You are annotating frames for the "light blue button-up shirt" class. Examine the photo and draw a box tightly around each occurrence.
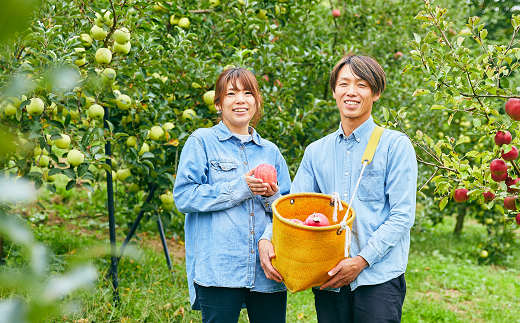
[263,116,417,291]
[173,121,290,309]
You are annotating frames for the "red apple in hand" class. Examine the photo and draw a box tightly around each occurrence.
[483,190,495,202]
[254,164,277,184]
[304,212,330,227]
[332,9,340,18]
[501,146,518,161]
[495,130,512,146]
[453,188,469,202]
[490,159,508,175]
[289,219,304,225]
[505,98,520,121]
[504,196,518,210]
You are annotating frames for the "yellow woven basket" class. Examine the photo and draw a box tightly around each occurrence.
[271,193,355,293]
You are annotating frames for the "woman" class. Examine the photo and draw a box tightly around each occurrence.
[173,67,291,323]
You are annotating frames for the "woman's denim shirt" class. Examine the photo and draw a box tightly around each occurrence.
[262,117,417,291]
[173,121,290,309]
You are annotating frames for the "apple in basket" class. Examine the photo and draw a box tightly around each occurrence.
[304,212,330,227]
[289,218,304,225]
[254,164,277,184]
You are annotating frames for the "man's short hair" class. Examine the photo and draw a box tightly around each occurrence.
[329,54,386,95]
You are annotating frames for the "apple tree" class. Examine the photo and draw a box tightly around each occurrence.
[390,0,520,263]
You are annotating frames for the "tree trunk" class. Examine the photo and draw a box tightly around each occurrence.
[454,207,466,236]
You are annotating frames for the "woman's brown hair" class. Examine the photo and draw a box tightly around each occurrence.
[213,68,264,128]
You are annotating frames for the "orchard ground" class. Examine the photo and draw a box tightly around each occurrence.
[2,175,520,322]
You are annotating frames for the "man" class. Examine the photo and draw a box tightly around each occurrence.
[259,54,417,323]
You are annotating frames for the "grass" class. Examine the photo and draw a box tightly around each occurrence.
[2,180,520,322]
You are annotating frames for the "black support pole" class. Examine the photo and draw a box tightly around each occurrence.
[155,210,174,275]
[118,184,157,259]
[104,106,119,305]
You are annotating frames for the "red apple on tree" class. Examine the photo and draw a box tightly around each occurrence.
[504,196,518,210]
[494,130,512,146]
[516,213,520,225]
[483,190,495,202]
[394,51,403,60]
[501,146,518,161]
[506,177,520,193]
[490,159,508,175]
[453,188,469,202]
[505,98,520,121]
[254,164,277,184]
[304,212,330,227]
[491,172,508,182]
[332,9,340,18]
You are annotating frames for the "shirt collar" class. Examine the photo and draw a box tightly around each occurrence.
[214,121,264,146]
[336,116,376,143]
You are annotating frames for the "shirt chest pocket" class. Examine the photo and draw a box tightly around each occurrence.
[357,169,384,202]
[209,160,239,182]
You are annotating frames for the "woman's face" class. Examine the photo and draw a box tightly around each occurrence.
[216,79,257,135]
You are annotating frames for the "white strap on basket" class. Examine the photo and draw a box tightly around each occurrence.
[338,161,369,257]
[331,192,343,222]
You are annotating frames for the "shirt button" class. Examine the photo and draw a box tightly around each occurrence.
[345,172,349,176]
[347,151,350,154]
[241,147,244,150]
[251,250,254,254]
[244,162,247,165]
[357,139,360,142]
[250,212,253,216]
[251,231,254,234]
[344,193,348,197]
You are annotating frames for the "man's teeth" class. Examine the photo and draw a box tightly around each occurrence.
[344,100,358,105]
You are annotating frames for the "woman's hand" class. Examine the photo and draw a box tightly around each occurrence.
[245,168,279,196]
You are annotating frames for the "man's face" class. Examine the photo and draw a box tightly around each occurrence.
[333,64,380,126]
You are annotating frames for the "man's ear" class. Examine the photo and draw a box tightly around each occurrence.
[373,92,380,102]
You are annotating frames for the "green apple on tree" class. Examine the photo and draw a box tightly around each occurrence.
[34,146,49,157]
[113,41,131,55]
[203,90,215,105]
[170,15,179,25]
[163,203,174,212]
[95,48,112,65]
[2,104,17,117]
[79,33,93,47]
[93,12,104,27]
[54,134,71,149]
[88,104,105,120]
[7,95,27,108]
[149,126,165,141]
[117,168,132,182]
[178,17,190,29]
[113,28,131,44]
[160,192,174,204]
[26,98,45,116]
[182,108,196,120]
[116,94,132,110]
[126,136,137,147]
[37,154,50,168]
[129,183,140,193]
[139,142,150,155]
[43,169,56,182]
[90,25,107,40]
[162,122,175,130]
[257,9,268,20]
[100,68,117,84]
[67,149,85,167]
[209,0,220,7]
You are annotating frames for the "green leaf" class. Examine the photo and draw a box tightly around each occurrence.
[413,89,430,97]
[66,180,76,191]
[83,183,94,194]
[414,33,422,44]
[48,168,62,176]
[459,29,472,36]
[63,168,77,180]
[480,29,488,40]
[430,104,445,110]
[439,196,448,211]
[382,107,389,122]
[77,164,89,177]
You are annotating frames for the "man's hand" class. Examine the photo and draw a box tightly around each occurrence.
[320,256,368,290]
[245,168,279,196]
[258,239,284,282]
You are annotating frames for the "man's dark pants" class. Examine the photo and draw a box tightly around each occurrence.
[312,274,406,323]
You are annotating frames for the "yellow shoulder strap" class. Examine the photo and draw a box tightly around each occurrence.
[361,126,384,164]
